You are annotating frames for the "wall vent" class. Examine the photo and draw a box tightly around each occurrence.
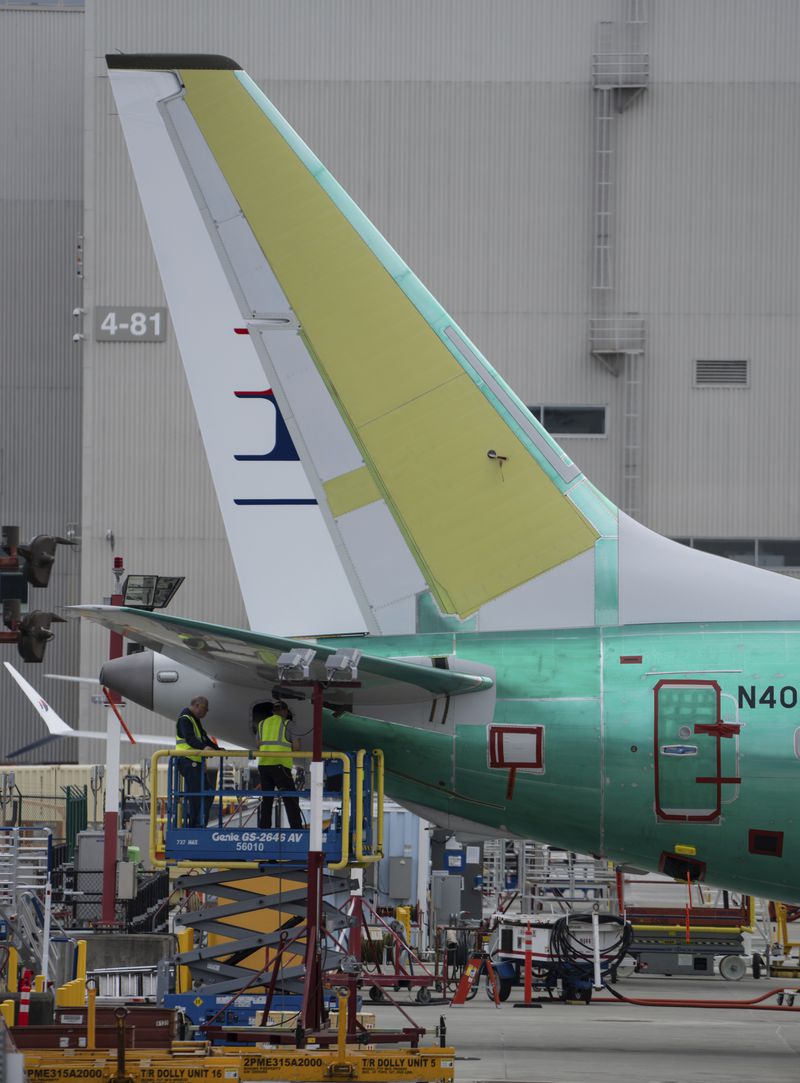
[693,359,749,388]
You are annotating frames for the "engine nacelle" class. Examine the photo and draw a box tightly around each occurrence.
[100,651,268,749]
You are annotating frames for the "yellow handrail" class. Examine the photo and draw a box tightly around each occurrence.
[774,901,797,948]
[86,981,96,1050]
[374,748,385,860]
[326,751,350,872]
[151,747,365,870]
[355,750,365,863]
[75,939,87,982]
[353,749,384,864]
[6,947,18,993]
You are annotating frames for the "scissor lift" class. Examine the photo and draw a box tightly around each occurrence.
[150,745,394,1036]
[150,747,383,871]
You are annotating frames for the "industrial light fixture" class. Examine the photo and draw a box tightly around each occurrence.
[277,647,317,681]
[324,649,362,682]
[122,574,185,610]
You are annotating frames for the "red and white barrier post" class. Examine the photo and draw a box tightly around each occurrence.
[524,921,533,1003]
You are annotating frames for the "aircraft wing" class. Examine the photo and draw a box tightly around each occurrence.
[71,606,493,705]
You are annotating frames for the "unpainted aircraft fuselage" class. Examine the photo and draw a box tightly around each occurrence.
[315,621,799,900]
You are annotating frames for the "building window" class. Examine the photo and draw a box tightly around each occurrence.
[693,359,749,388]
[674,539,800,571]
[528,405,606,436]
[757,540,800,568]
[691,539,756,565]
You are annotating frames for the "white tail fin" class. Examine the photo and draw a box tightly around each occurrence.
[107,55,800,634]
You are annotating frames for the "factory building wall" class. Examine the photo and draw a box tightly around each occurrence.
[0,7,83,761]
[1,1,795,758]
[76,0,800,751]
[617,75,800,538]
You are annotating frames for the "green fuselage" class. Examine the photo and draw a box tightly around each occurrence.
[324,621,800,902]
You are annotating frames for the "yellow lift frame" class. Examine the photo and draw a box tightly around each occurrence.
[148,748,384,872]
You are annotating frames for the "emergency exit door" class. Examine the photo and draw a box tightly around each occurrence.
[654,679,740,822]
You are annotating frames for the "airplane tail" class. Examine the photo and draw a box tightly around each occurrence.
[107,55,800,635]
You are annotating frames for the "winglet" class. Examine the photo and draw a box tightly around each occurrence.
[4,661,74,736]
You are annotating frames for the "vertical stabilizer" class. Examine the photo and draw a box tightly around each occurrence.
[108,55,800,635]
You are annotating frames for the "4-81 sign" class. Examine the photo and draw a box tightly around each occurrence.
[95,306,167,342]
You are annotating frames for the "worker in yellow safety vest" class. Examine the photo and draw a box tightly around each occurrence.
[175,696,219,827]
[254,701,303,829]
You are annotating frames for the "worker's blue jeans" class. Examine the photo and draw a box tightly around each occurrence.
[176,757,214,827]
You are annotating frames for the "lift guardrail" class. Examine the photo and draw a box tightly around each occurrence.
[149,748,383,871]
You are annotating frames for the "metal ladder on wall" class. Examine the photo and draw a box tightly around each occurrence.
[622,351,643,520]
[589,2,649,520]
[590,4,649,296]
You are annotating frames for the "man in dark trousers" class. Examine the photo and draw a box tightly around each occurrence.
[254,701,303,829]
[174,696,218,827]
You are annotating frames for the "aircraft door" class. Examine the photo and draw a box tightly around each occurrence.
[654,680,740,822]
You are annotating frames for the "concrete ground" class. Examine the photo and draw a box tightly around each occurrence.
[370,975,800,1083]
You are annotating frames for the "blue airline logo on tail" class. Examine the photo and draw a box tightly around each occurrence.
[233,389,299,462]
[232,389,317,507]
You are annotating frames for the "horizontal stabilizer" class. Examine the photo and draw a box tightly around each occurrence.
[44,673,100,685]
[71,605,494,705]
[7,734,62,760]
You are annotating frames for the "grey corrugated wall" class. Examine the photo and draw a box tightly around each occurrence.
[2,0,796,759]
[0,9,83,763]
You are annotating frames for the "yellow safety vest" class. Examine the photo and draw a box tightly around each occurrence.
[257,714,292,767]
[175,711,204,762]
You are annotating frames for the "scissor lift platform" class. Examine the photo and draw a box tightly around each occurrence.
[151,748,383,870]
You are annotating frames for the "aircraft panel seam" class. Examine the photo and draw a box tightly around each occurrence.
[233,72,606,524]
[599,628,606,858]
